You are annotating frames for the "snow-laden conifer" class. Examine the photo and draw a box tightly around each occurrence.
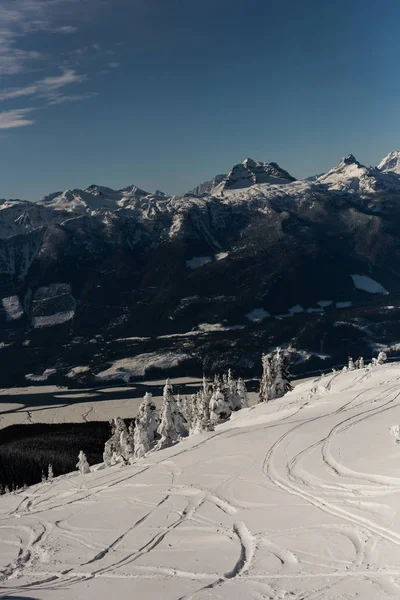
[120,422,135,464]
[259,352,274,403]
[76,450,90,474]
[47,464,54,480]
[237,377,248,408]
[378,351,388,365]
[191,379,214,433]
[157,379,183,449]
[390,424,400,443]
[210,385,232,423]
[134,392,160,459]
[227,369,241,411]
[259,348,292,402]
[348,357,355,371]
[103,416,129,466]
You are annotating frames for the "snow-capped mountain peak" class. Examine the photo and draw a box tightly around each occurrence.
[118,184,149,198]
[338,154,360,167]
[316,154,400,196]
[213,158,295,193]
[378,150,400,174]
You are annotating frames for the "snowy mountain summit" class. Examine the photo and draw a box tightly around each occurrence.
[317,153,400,195]
[1,362,400,598]
[378,150,400,174]
[213,157,296,193]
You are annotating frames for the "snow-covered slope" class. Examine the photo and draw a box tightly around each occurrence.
[2,363,400,598]
[378,151,400,175]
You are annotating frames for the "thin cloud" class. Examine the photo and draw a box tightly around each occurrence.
[47,92,98,105]
[0,108,35,129]
[107,62,120,69]
[52,25,78,34]
[0,69,87,102]
[0,0,80,74]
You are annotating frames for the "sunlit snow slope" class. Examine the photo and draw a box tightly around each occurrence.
[2,364,400,598]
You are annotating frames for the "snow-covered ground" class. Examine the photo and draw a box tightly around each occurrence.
[1,364,400,598]
[0,378,203,430]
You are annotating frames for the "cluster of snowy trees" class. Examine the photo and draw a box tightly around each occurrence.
[97,369,252,469]
[345,351,387,372]
[91,350,293,472]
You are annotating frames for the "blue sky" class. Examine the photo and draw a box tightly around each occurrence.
[0,0,399,200]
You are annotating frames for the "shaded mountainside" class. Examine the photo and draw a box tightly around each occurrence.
[1,154,400,386]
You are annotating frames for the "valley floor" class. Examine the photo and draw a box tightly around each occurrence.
[0,377,264,430]
[1,365,400,598]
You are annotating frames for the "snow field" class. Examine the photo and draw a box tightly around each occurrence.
[1,364,400,597]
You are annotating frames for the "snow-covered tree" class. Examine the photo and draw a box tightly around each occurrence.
[378,351,388,365]
[120,421,135,464]
[175,393,189,436]
[227,369,241,411]
[274,348,293,397]
[390,424,400,443]
[181,394,195,432]
[134,392,160,459]
[259,348,292,403]
[210,385,232,423]
[237,377,248,408]
[191,378,214,433]
[76,450,90,474]
[348,357,355,371]
[359,357,365,369]
[157,379,184,449]
[47,464,54,480]
[103,416,129,466]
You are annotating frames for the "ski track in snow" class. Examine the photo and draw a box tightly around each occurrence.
[2,366,400,598]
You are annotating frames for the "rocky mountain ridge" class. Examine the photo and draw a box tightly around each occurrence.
[1,152,400,387]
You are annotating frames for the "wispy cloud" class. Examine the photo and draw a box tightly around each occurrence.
[0,1,113,132]
[0,108,35,129]
[0,69,87,102]
[52,25,78,34]
[47,92,98,105]
[107,62,120,69]
[0,0,79,75]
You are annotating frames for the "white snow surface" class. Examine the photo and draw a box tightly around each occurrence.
[245,308,270,321]
[351,274,389,295]
[186,256,213,269]
[95,351,190,381]
[31,310,75,328]
[1,295,24,321]
[317,300,333,307]
[288,304,304,314]
[2,364,400,598]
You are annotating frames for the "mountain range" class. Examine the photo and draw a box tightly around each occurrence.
[1,151,400,387]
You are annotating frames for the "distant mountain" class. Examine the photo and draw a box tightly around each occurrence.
[1,152,400,386]
[316,154,400,196]
[187,174,227,196]
[304,173,325,182]
[213,158,295,193]
[378,150,400,174]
